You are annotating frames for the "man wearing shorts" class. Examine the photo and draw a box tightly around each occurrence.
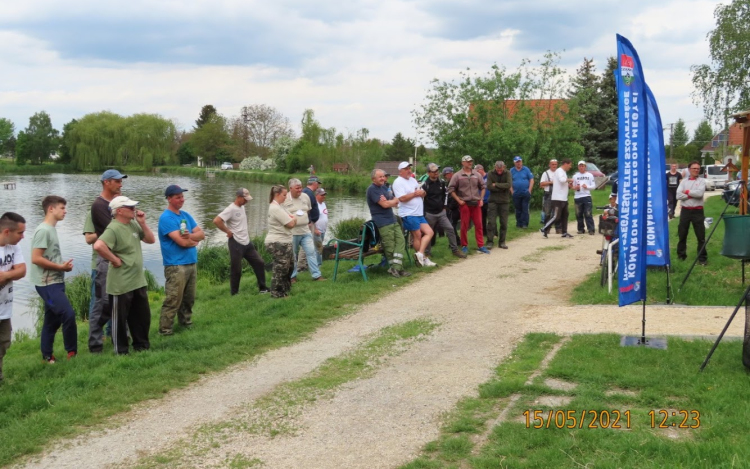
[392,161,436,267]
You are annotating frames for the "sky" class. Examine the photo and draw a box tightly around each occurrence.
[0,0,723,145]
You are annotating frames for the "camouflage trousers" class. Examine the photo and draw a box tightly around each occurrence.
[159,264,196,334]
[266,242,294,298]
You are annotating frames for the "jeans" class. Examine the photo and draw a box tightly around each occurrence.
[292,232,321,279]
[159,264,197,333]
[425,211,458,254]
[89,255,110,353]
[512,192,531,228]
[458,204,484,248]
[677,208,707,262]
[228,237,267,294]
[486,201,509,244]
[574,196,595,233]
[36,283,78,358]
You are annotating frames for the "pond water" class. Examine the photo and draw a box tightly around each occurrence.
[0,173,371,336]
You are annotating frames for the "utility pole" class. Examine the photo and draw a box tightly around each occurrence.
[669,123,674,162]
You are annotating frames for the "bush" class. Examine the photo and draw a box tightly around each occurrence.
[239,156,264,170]
[331,217,366,240]
[197,244,231,283]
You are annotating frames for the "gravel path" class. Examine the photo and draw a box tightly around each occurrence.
[18,212,738,469]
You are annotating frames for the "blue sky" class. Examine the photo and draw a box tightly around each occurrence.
[0,0,722,144]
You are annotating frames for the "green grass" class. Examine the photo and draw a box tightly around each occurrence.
[405,333,750,469]
[0,233,461,467]
[571,195,747,305]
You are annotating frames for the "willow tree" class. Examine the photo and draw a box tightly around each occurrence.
[67,111,177,170]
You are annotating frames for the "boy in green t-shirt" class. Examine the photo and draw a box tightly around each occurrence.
[94,196,156,354]
[30,196,77,363]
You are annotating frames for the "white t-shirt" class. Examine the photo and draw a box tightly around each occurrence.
[392,176,424,217]
[0,244,25,320]
[551,167,570,202]
[315,201,328,234]
[541,170,555,193]
[217,202,250,245]
[572,172,595,199]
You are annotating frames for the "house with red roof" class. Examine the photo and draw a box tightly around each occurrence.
[701,123,744,165]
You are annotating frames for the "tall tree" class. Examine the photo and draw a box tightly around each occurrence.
[691,119,715,149]
[191,113,231,165]
[0,118,14,156]
[384,132,415,161]
[234,104,293,159]
[18,111,59,165]
[195,105,217,130]
[691,0,750,127]
[57,119,78,164]
[672,119,690,147]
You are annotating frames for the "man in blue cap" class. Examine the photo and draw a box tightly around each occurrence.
[158,185,205,335]
[88,168,127,353]
[510,156,534,229]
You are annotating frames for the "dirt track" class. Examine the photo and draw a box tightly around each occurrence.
[18,213,741,469]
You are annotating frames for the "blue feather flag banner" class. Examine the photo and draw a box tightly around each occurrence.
[616,34,648,306]
[645,84,671,267]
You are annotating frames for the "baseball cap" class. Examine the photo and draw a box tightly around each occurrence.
[307,176,319,184]
[165,185,188,197]
[109,196,138,211]
[101,169,127,181]
[513,156,523,162]
[442,167,454,175]
[316,188,327,195]
[398,161,412,170]
[578,160,586,166]
[236,188,253,201]
[461,155,473,162]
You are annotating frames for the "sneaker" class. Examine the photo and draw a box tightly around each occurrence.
[158,329,174,336]
[477,247,490,254]
[387,267,401,278]
[415,252,425,266]
[577,231,585,235]
[540,228,547,239]
[486,241,494,250]
[43,355,56,364]
[67,351,77,360]
[313,276,327,281]
[461,246,469,254]
[259,288,271,294]
[398,270,412,277]
[452,250,467,258]
[562,233,574,238]
[422,257,438,267]
[499,243,508,249]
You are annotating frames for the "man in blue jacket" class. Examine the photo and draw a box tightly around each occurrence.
[510,156,534,228]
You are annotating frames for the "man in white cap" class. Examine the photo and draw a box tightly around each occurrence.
[94,196,156,354]
[88,168,127,353]
[393,161,436,267]
[213,188,269,296]
[572,160,596,235]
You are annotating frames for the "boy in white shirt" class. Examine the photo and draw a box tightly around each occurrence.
[572,161,596,235]
[0,212,27,381]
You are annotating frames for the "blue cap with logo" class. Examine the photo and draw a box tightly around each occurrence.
[101,169,127,181]
[513,156,523,162]
[165,185,188,197]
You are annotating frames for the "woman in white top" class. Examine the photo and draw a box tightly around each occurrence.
[265,185,297,298]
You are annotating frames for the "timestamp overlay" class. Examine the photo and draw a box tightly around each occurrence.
[523,409,701,429]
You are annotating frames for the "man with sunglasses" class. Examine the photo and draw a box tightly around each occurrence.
[94,196,156,354]
[676,161,707,265]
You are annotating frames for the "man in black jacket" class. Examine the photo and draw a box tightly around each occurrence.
[424,163,466,258]
[486,161,512,249]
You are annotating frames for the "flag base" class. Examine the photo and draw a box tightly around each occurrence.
[620,335,667,349]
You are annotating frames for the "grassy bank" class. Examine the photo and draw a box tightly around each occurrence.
[571,195,746,306]
[404,333,750,468]
[2,227,494,466]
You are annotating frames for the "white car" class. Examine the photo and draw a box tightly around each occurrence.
[220,162,233,170]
